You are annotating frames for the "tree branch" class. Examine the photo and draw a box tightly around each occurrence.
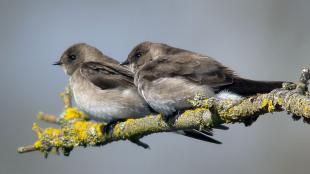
[17,67,310,156]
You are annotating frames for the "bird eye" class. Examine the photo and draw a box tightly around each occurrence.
[134,52,142,58]
[68,54,77,61]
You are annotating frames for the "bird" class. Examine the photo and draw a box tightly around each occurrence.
[53,43,152,123]
[54,43,223,146]
[122,41,286,118]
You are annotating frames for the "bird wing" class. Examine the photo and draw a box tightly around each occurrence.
[80,61,134,89]
[138,53,235,88]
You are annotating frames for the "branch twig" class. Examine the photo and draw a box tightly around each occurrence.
[18,86,73,153]
[17,67,310,155]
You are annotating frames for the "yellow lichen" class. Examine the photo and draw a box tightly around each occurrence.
[32,122,40,131]
[30,114,105,153]
[262,98,268,107]
[73,121,103,142]
[63,107,87,120]
[33,140,42,149]
[94,123,103,137]
[74,122,89,141]
[183,108,206,116]
[262,99,274,112]
[303,105,309,114]
[227,108,235,116]
[218,107,235,123]
[196,108,207,113]
[203,98,209,108]
[277,98,283,105]
[180,108,207,126]
[113,124,122,137]
[32,122,42,139]
[124,118,135,126]
[43,128,61,136]
[41,128,62,147]
[267,100,275,112]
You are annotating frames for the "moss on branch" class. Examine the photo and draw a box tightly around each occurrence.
[17,67,310,156]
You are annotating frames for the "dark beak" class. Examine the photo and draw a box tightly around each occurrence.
[120,59,129,66]
[53,60,63,66]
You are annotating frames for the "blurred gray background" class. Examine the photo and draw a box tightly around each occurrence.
[1,0,309,174]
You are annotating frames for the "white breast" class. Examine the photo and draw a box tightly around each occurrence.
[69,72,149,122]
[70,77,119,122]
[137,76,215,115]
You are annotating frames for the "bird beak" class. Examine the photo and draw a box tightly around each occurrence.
[120,59,129,66]
[53,60,63,66]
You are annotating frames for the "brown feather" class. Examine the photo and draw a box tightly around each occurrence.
[80,62,134,89]
[137,53,235,89]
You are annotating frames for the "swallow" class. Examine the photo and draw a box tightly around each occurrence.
[54,43,222,146]
[122,41,285,119]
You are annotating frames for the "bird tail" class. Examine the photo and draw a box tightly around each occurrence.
[222,77,286,96]
[175,126,228,144]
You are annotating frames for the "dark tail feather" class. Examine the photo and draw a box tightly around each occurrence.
[213,124,229,130]
[177,129,222,144]
[221,77,286,96]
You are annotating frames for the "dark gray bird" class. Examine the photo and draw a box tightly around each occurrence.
[54,43,222,145]
[122,41,285,117]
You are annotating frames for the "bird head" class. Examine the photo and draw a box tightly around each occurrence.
[122,41,186,73]
[54,43,118,75]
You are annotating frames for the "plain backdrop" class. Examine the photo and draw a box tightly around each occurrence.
[1,0,310,174]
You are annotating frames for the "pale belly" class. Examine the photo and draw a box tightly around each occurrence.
[70,76,151,123]
[138,77,215,116]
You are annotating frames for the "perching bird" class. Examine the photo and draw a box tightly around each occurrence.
[54,43,222,146]
[53,43,152,123]
[122,41,285,117]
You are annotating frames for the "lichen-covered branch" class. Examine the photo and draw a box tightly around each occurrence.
[17,67,310,156]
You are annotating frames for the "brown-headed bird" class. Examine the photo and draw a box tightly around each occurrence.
[122,41,285,118]
[53,43,152,123]
[54,43,222,146]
